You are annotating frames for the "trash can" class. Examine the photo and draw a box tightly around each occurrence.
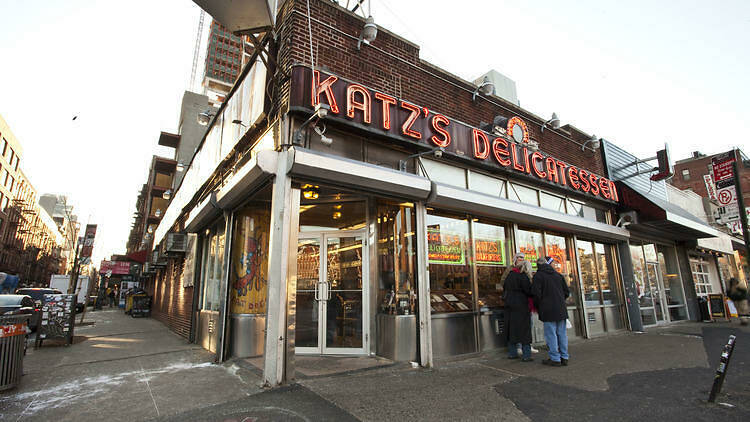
[1,314,31,391]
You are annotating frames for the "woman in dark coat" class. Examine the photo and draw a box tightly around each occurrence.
[503,254,534,361]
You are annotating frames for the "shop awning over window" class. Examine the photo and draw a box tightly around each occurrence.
[616,182,722,241]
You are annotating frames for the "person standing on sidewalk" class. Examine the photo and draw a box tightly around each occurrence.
[532,256,570,367]
[504,253,534,362]
[107,286,115,308]
[727,278,749,326]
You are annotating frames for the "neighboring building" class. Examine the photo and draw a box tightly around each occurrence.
[165,91,214,189]
[0,114,64,284]
[203,20,245,106]
[126,155,177,254]
[141,1,726,388]
[38,194,79,274]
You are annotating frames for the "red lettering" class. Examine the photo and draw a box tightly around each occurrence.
[492,137,511,166]
[522,147,531,174]
[589,173,600,196]
[609,180,619,202]
[579,169,590,192]
[557,161,568,185]
[599,178,611,199]
[546,157,558,183]
[430,114,451,148]
[568,166,580,189]
[311,71,339,114]
[346,84,371,123]
[400,101,422,139]
[531,152,546,179]
[374,92,396,130]
[472,129,490,159]
[511,143,525,172]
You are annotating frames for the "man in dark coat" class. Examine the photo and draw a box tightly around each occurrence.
[532,256,570,367]
[504,253,534,361]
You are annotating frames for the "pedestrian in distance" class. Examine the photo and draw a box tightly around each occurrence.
[107,286,115,308]
[727,277,749,326]
[532,256,570,367]
[504,253,534,362]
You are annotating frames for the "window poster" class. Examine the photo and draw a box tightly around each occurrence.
[230,207,270,314]
[427,227,465,265]
[474,238,506,266]
[519,245,540,268]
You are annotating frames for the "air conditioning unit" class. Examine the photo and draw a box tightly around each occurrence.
[165,233,188,253]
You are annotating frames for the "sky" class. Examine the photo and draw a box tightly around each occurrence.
[0,0,748,265]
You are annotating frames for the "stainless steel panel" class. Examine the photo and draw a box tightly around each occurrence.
[478,311,506,351]
[376,314,418,361]
[603,306,626,331]
[585,307,605,337]
[431,313,477,358]
[199,310,219,353]
[230,314,266,358]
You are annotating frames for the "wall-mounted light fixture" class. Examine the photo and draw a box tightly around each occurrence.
[581,135,601,151]
[232,119,248,128]
[472,76,495,102]
[291,103,331,146]
[541,113,560,133]
[197,110,215,126]
[162,189,172,200]
[398,147,444,172]
[176,162,186,172]
[357,16,378,50]
[154,209,162,218]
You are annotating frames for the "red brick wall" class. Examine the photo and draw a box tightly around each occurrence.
[149,258,193,340]
[276,0,606,175]
[671,150,750,200]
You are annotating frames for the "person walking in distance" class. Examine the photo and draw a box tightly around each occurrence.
[532,256,570,367]
[504,253,534,362]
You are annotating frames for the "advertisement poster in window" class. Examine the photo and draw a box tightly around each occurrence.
[230,210,270,314]
[428,227,465,265]
[474,238,506,266]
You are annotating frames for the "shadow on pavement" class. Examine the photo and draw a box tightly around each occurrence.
[496,325,750,421]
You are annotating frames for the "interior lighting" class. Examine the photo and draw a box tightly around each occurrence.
[356,16,378,50]
[334,204,343,210]
[302,184,320,200]
[472,76,495,102]
[332,211,342,220]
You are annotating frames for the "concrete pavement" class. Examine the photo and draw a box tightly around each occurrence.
[2,308,749,421]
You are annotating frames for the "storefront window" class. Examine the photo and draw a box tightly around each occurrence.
[540,192,566,213]
[230,189,271,315]
[567,200,608,224]
[426,212,473,313]
[596,243,618,305]
[690,258,713,297]
[377,201,418,315]
[201,223,225,312]
[469,171,507,198]
[473,221,510,311]
[658,246,687,320]
[630,244,650,307]
[516,228,544,269]
[509,183,539,206]
[545,233,575,306]
[299,185,366,232]
[643,244,658,262]
[577,241,599,306]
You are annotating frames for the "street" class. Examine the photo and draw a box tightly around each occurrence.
[2,309,749,421]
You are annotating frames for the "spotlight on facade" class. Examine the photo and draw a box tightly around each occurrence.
[398,147,445,172]
[541,113,560,133]
[176,162,185,172]
[357,16,378,50]
[197,110,214,126]
[154,209,162,218]
[162,189,172,200]
[472,76,495,102]
[526,140,540,152]
[581,135,601,151]
[232,119,248,128]
[292,103,331,145]
[302,184,320,200]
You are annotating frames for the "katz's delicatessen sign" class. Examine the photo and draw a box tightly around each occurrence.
[289,66,619,203]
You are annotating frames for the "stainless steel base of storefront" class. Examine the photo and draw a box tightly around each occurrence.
[230,314,265,358]
[376,314,417,361]
[431,312,477,357]
[478,310,506,351]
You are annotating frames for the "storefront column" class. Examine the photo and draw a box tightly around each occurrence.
[676,244,699,321]
[415,202,433,368]
[263,149,298,387]
[216,211,234,362]
[616,241,643,332]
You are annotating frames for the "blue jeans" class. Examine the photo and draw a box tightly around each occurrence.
[543,320,569,362]
[508,343,531,359]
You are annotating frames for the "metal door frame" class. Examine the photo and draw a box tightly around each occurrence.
[295,229,369,355]
[646,262,670,324]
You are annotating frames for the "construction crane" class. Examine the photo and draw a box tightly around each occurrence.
[189,10,205,92]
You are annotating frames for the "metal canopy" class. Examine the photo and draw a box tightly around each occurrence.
[193,0,276,34]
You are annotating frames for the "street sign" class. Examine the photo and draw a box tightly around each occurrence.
[712,152,735,183]
[704,174,717,201]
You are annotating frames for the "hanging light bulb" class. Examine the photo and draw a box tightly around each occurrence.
[301,184,320,200]
[332,211,342,220]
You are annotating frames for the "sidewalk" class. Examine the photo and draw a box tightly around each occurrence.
[0,308,263,421]
[2,313,749,421]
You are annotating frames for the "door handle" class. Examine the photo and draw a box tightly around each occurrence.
[314,281,320,301]
[327,282,332,300]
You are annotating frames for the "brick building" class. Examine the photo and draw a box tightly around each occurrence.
[139,1,723,386]
[671,149,750,205]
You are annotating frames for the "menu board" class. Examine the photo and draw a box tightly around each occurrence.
[475,238,506,266]
[708,294,727,320]
[428,228,465,265]
[36,294,76,347]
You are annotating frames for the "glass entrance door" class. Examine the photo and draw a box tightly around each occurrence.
[296,230,368,355]
[646,263,668,323]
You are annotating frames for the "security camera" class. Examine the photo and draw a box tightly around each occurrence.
[314,103,330,119]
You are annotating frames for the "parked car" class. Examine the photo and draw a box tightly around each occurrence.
[15,287,63,310]
[0,294,39,331]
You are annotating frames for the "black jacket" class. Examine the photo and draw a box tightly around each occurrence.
[532,264,570,322]
[503,270,533,345]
